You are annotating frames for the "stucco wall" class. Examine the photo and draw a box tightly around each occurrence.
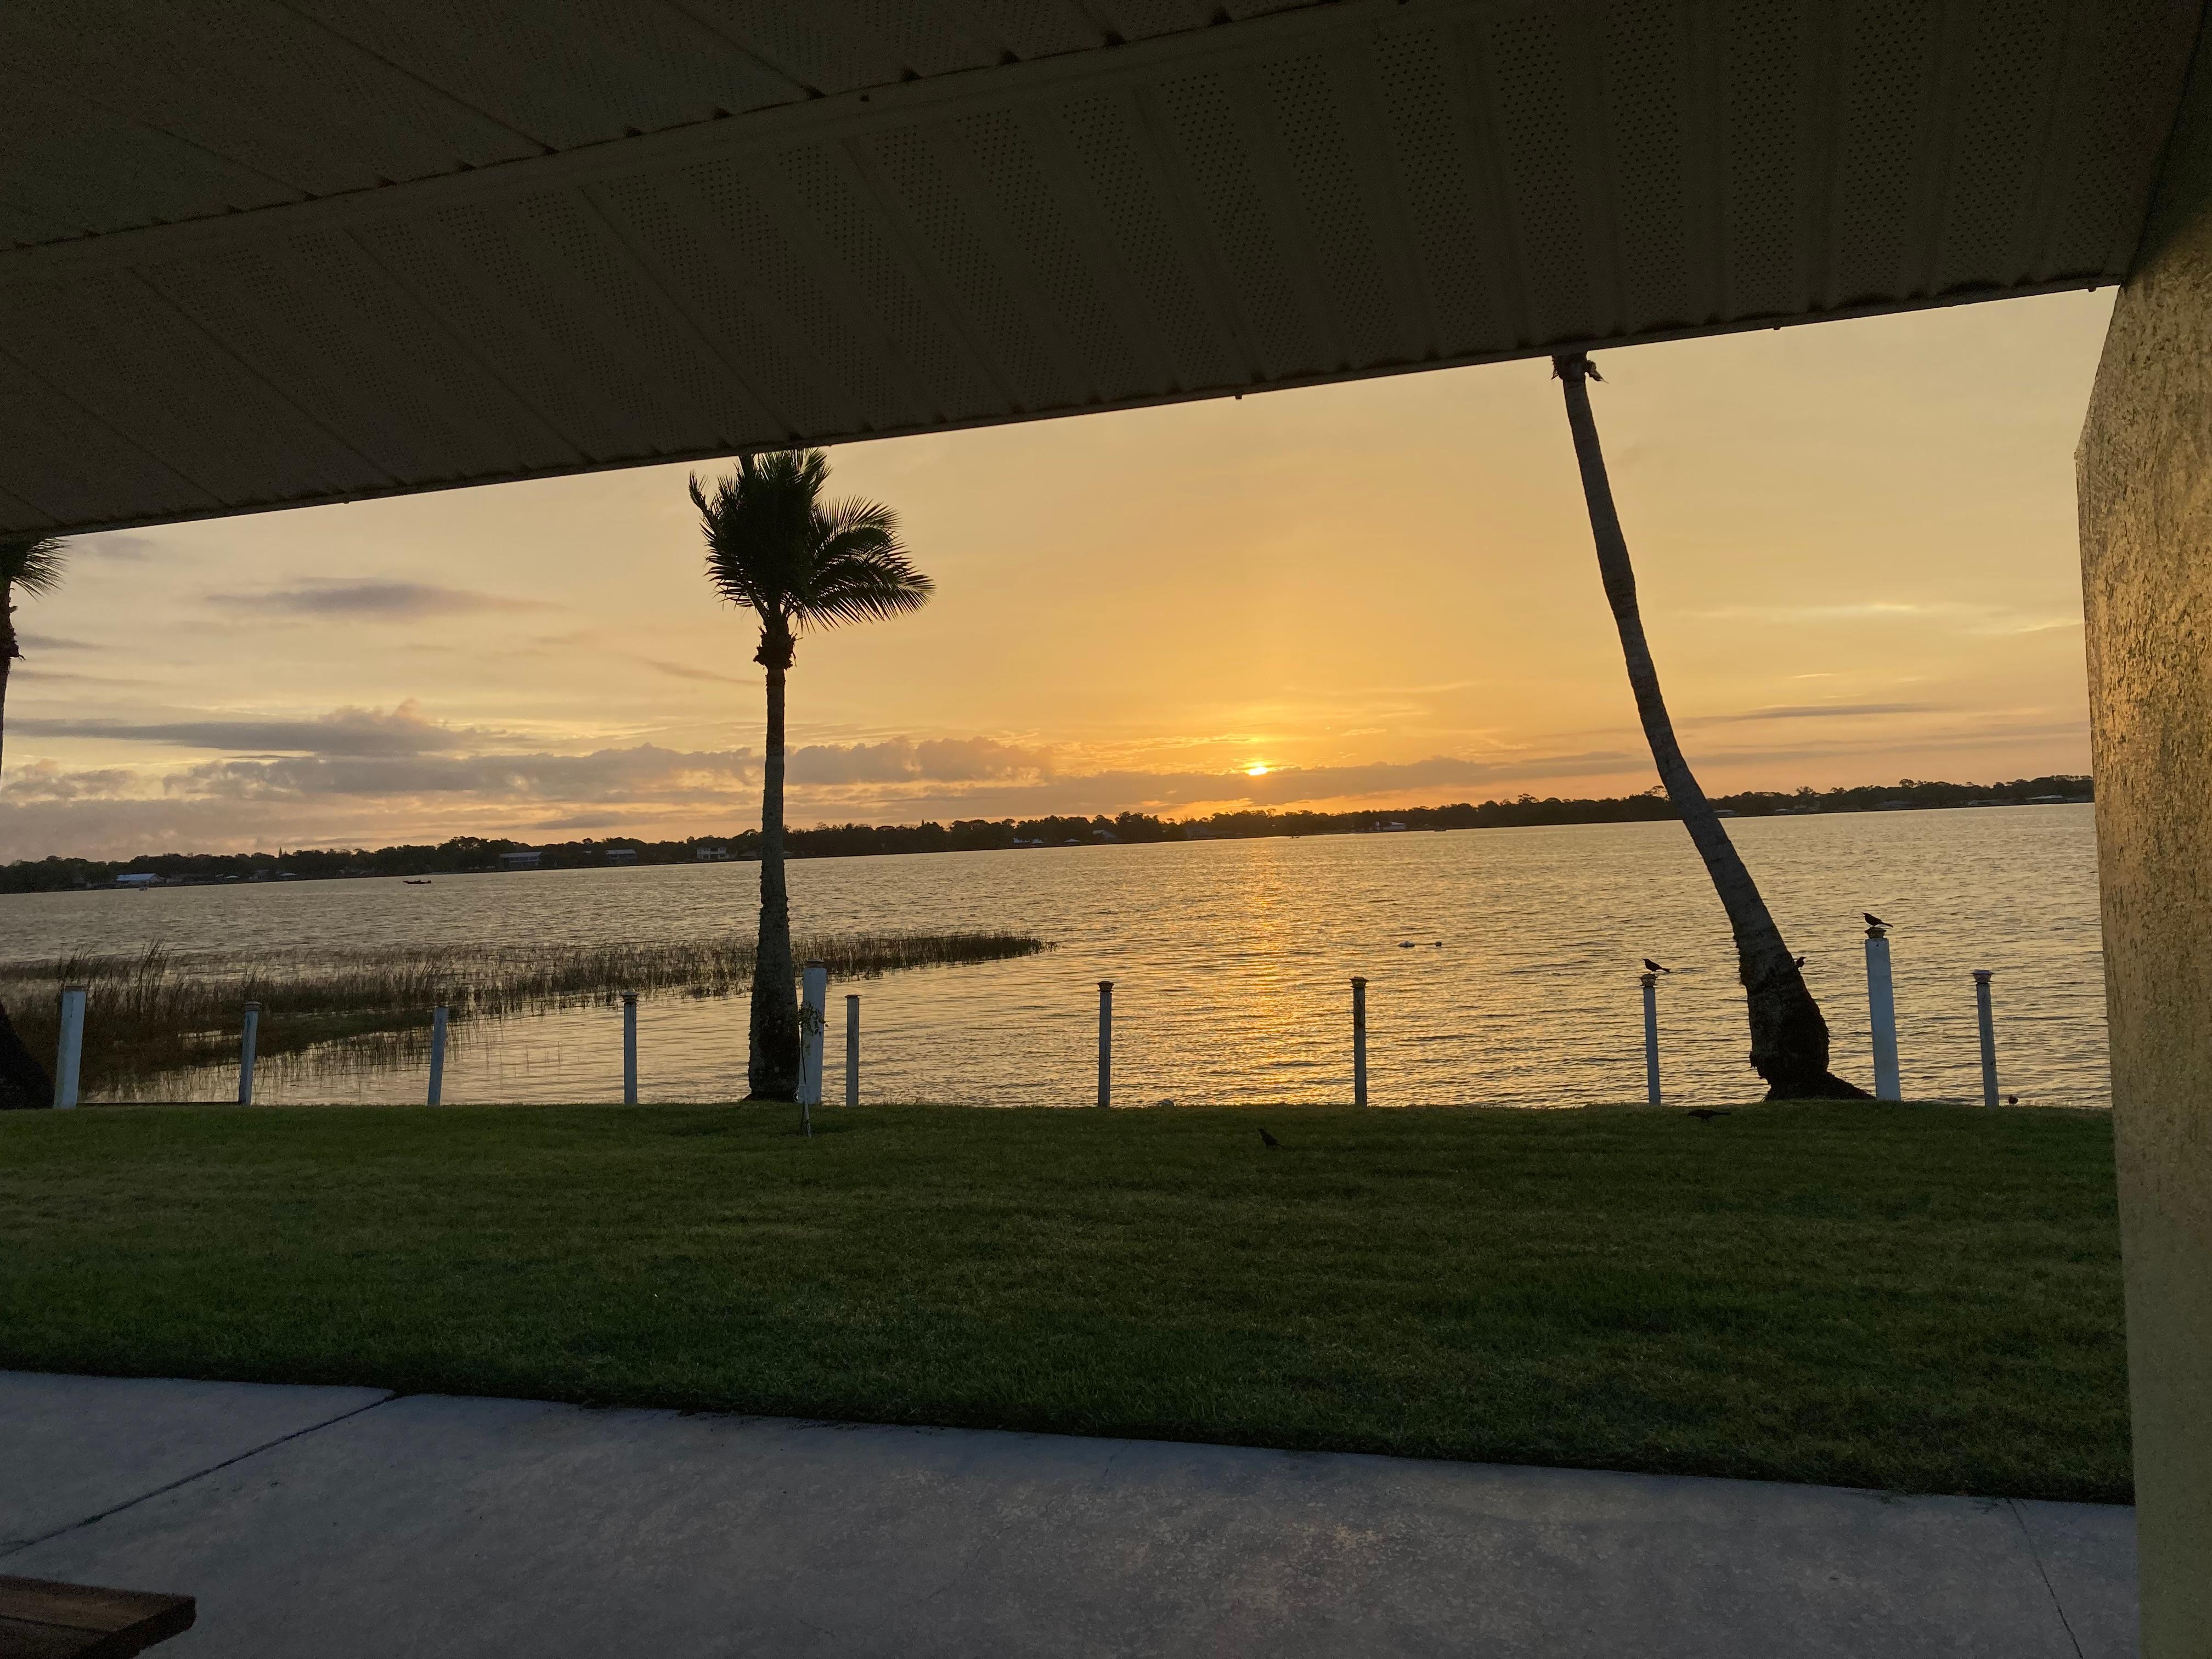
[2078,30,2212,1656]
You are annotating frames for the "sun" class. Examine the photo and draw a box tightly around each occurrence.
[1245,763,1270,777]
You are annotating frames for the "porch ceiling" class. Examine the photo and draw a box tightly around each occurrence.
[0,0,2199,537]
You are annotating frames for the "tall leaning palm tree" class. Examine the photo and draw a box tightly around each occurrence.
[0,535,67,1109]
[1552,355,1863,1100]
[691,451,932,1102]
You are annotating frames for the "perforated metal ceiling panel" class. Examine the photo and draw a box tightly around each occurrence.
[0,0,2199,536]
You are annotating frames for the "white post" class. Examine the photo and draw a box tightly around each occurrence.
[1640,972,1661,1107]
[237,1001,260,1105]
[1973,970,1998,1108]
[1097,980,1114,1108]
[799,961,827,1110]
[1865,924,1901,1101]
[1351,977,1368,1106]
[622,991,637,1105]
[53,983,86,1110]
[845,994,860,1108]
[427,1004,449,1105]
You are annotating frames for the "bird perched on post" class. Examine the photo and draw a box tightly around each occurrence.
[1864,912,1889,930]
[1642,958,1670,974]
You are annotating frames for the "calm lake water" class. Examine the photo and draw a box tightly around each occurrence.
[1,806,2107,1110]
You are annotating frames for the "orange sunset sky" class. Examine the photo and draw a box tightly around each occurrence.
[1,287,2107,861]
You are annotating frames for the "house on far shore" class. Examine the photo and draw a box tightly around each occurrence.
[605,847,638,865]
[114,872,160,888]
[498,848,541,871]
[696,844,731,862]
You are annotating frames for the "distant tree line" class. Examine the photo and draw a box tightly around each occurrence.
[0,775,2092,894]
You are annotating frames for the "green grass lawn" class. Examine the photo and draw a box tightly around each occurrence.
[0,1100,2127,1502]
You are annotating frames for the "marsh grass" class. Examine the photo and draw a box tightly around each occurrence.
[0,932,1047,1092]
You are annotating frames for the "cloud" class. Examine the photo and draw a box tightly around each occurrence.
[13,632,97,652]
[1683,600,2082,637]
[0,760,142,801]
[1688,701,1940,724]
[13,701,493,757]
[166,743,758,803]
[640,657,752,686]
[211,579,554,620]
[74,532,163,563]
[788,737,1049,785]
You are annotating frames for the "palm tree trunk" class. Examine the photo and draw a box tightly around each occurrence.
[0,641,52,1108]
[747,628,802,1101]
[1553,353,1865,1100]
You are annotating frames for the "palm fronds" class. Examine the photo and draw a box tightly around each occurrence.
[0,535,66,599]
[690,450,932,637]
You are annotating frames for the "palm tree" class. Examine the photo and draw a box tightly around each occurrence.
[690,451,932,1102]
[1,534,65,785]
[1551,354,1864,1100]
[1,534,66,1109]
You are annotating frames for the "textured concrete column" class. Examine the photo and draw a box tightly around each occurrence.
[2078,41,2212,1655]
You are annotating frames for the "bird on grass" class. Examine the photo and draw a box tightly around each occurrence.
[1643,958,1669,974]
[1259,1127,1282,1148]
[1864,911,1889,929]
[1685,1109,1731,1122]
[2005,1094,2019,1106]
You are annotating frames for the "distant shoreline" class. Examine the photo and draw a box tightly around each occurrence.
[0,776,2092,894]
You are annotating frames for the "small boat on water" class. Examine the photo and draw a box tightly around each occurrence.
[403,878,432,885]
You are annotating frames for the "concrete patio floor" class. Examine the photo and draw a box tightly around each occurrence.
[0,1370,2134,1657]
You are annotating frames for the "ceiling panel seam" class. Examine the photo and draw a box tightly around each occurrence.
[1906,0,1973,301]
[0,340,228,515]
[1007,99,1187,392]
[462,200,711,461]
[133,242,458,487]
[264,0,560,157]
[1455,13,1540,349]
[1226,57,1357,373]
[616,163,875,438]
[511,187,789,450]
[1558,1,1627,341]
[836,131,1036,414]
[1681,0,1726,326]
[0,484,55,530]
[646,0,824,103]
[1983,0,2075,290]
[738,165,947,427]
[0,58,311,206]
[1264,42,1434,369]
[1125,80,1270,385]
[1340,26,1447,363]
[342,228,598,467]
[1369,12,1516,356]
[2024,0,2107,283]
[1796,0,1842,318]
[302,229,596,479]
[120,268,407,492]
[919,118,1108,403]
[572,180,800,443]
[0,0,1398,284]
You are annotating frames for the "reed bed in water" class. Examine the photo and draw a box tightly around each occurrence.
[0,932,1048,1092]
